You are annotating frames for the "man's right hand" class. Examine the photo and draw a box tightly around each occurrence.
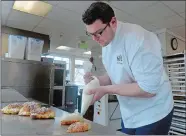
[83,72,94,84]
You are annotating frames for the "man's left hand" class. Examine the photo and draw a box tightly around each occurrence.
[87,86,108,105]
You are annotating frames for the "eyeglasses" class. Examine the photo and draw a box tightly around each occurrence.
[86,23,109,38]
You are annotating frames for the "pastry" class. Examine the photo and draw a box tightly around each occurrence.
[30,107,55,119]
[1,103,23,114]
[18,101,41,116]
[61,113,84,125]
[67,122,91,133]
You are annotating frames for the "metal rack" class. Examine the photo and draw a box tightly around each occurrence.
[163,51,186,135]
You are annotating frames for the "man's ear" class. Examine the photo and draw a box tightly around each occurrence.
[110,17,117,27]
[110,17,117,26]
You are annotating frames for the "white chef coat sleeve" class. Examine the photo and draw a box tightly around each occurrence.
[129,33,163,94]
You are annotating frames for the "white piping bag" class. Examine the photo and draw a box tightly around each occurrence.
[81,76,100,115]
[83,61,93,73]
[81,61,100,115]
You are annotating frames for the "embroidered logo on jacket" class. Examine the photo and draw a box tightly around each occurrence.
[117,55,123,64]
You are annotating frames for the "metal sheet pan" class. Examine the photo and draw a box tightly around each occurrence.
[172,117,186,123]
[173,94,186,97]
[174,103,186,108]
[165,51,186,135]
[174,109,186,113]
[172,90,186,92]
[164,58,184,63]
[166,62,185,66]
[174,100,186,103]
[173,112,186,118]
[172,121,186,129]
[170,126,186,134]
[169,130,185,135]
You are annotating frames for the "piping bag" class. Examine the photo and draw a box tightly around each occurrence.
[81,61,100,116]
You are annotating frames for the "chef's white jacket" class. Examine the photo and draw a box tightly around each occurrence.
[102,20,174,128]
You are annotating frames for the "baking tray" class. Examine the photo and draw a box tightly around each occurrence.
[168,71,185,74]
[172,121,186,129]
[164,58,184,63]
[173,112,186,118]
[172,86,186,90]
[170,80,185,83]
[172,117,186,123]
[166,63,185,66]
[169,75,185,78]
[174,108,186,113]
[174,103,186,108]
[169,130,185,135]
[169,76,185,79]
[172,87,186,90]
[168,67,185,71]
[170,126,186,134]
[174,100,186,103]
[173,94,186,97]
[173,96,186,102]
[169,71,185,75]
[172,89,186,92]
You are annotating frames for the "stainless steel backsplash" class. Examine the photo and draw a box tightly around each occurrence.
[1,58,54,105]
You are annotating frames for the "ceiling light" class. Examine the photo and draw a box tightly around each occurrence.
[13,1,52,17]
[45,55,54,58]
[84,51,91,55]
[56,46,71,50]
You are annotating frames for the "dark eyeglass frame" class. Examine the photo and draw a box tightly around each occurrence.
[86,23,109,38]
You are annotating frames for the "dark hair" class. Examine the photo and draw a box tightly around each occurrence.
[82,2,115,25]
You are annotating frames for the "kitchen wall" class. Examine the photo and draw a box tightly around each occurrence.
[166,32,185,55]
[156,29,185,56]
[49,49,91,59]
[1,26,50,57]
[1,33,8,57]
[0,18,1,108]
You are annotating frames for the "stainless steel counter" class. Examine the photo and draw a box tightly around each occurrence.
[0,102,119,135]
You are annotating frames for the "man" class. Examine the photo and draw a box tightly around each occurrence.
[82,2,174,135]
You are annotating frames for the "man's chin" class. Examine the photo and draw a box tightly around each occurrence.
[99,42,108,47]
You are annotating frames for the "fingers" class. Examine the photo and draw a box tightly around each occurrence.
[85,77,94,84]
[88,90,96,105]
[90,100,94,105]
[91,93,100,105]
[87,89,94,95]
[83,72,94,84]
[90,95,96,105]
[84,72,92,77]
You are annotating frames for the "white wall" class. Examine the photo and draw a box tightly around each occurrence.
[156,29,185,56]
[0,4,2,133]
[0,2,1,109]
[166,32,185,56]
[49,49,91,59]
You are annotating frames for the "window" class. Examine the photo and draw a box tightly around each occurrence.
[74,59,88,86]
[42,55,90,85]
[60,57,70,71]
[54,57,62,61]
[45,55,54,58]
[59,57,70,81]
[45,55,71,81]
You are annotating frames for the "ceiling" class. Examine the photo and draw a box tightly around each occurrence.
[1,1,185,52]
